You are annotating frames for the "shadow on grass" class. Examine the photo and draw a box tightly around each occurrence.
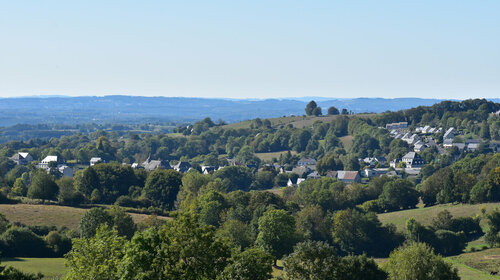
[1,257,26,262]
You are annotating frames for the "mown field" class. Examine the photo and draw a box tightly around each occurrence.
[1,258,66,279]
[446,248,500,280]
[255,150,297,161]
[378,202,500,231]
[0,204,170,230]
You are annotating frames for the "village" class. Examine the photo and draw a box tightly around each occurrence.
[8,120,498,192]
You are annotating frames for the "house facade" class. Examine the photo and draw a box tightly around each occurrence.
[38,155,60,170]
[402,152,425,168]
[10,152,33,165]
[90,157,103,166]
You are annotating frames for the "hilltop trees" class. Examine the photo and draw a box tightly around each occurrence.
[305,101,322,116]
[327,106,340,115]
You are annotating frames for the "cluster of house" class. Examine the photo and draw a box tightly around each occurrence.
[285,157,362,187]
[286,169,362,187]
[131,157,194,173]
[360,157,387,167]
[385,122,408,130]
[440,127,483,152]
[9,153,74,178]
[8,153,202,178]
[283,155,423,187]
[387,120,495,154]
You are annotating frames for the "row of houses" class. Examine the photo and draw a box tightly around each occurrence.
[134,157,193,173]
[362,167,421,179]
[360,157,387,167]
[287,170,361,186]
[415,125,443,134]
[385,122,408,130]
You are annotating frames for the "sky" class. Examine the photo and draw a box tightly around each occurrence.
[0,1,499,99]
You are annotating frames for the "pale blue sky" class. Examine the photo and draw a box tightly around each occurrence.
[0,1,499,99]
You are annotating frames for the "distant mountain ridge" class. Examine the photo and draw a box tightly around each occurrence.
[0,96,497,126]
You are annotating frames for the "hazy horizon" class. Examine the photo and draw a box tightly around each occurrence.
[0,94,463,101]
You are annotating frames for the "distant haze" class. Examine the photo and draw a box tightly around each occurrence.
[0,96,498,127]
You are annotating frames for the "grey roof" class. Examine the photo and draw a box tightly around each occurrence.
[307,171,321,178]
[145,160,171,171]
[443,139,453,145]
[325,171,338,178]
[291,166,310,176]
[337,171,359,181]
[402,152,424,161]
[444,127,456,138]
[452,143,466,150]
[174,161,191,172]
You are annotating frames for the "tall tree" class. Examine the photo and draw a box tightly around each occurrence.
[484,208,500,247]
[282,241,386,280]
[75,167,100,197]
[305,101,318,116]
[65,226,127,280]
[479,120,491,139]
[384,242,459,280]
[27,169,58,201]
[378,179,419,211]
[79,207,113,238]
[143,169,182,209]
[119,214,231,280]
[220,247,274,280]
[256,209,298,264]
[282,241,338,280]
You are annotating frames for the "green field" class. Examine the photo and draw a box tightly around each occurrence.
[378,202,500,231]
[374,249,500,280]
[2,258,67,279]
[446,248,500,280]
[0,204,170,230]
[255,150,297,161]
[221,114,375,130]
[339,135,354,150]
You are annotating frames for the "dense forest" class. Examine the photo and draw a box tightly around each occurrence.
[0,98,499,279]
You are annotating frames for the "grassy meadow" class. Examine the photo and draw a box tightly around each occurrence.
[378,202,500,231]
[255,150,297,161]
[2,258,67,279]
[0,204,170,230]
